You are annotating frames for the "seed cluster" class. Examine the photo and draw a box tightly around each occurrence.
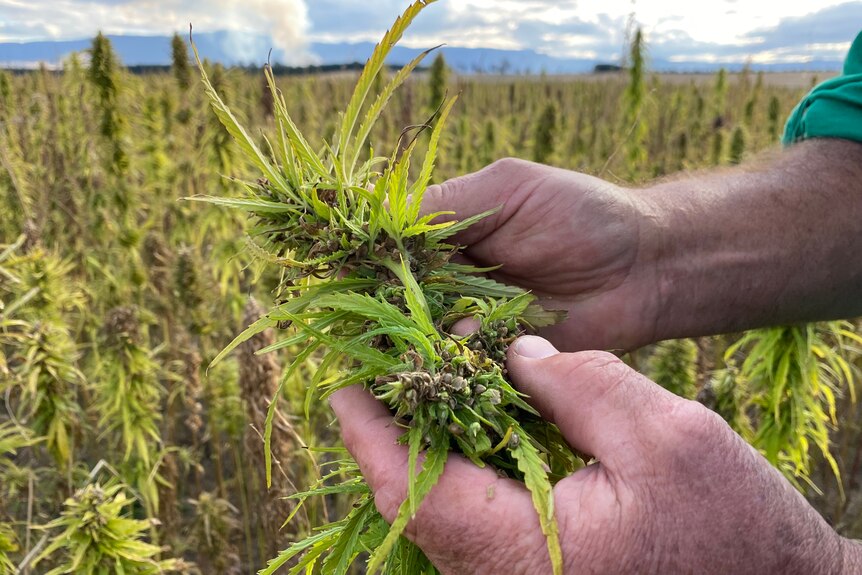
[466,318,523,364]
[369,339,519,458]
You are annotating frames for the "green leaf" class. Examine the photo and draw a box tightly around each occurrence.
[487,292,535,322]
[265,339,322,486]
[190,35,289,193]
[264,64,330,179]
[407,425,423,517]
[426,207,500,243]
[351,45,443,173]
[184,195,301,214]
[259,522,347,575]
[408,94,459,221]
[522,304,568,328]
[323,499,376,575]
[509,430,563,575]
[366,430,449,574]
[317,292,421,335]
[442,273,526,299]
[339,0,439,179]
[209,314,277,369]
[392,257,437,339]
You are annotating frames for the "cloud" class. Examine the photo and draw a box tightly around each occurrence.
[0,0,315,64]
[743,2,862,49]
[644,2,859,65]
[305,2,628,62]
[0,0,856,67]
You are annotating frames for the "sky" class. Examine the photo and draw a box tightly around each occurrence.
[0,0,859,65]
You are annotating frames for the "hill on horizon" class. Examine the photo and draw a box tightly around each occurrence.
[0,32,845,74]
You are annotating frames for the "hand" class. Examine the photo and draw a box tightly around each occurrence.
[331,336,858,574]
[421,158,661,352]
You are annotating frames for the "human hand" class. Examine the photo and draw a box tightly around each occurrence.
[421,158,661,352]
[331,336,858,574]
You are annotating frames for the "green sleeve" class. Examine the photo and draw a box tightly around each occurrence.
[783,31,862,145]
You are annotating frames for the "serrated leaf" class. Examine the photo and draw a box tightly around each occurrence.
[446,273,526,299]
[190,34,289,193]
[394,257,437,339]
[264,64,330,180]
[351,45,442,173]
[339,0,439,178]
[185,195,301,214]
[259,523,346,575]
[508,428,563,575]
[426,207,500,243]
[366,430,449,574]
[521,304,568,328]
[487,292,535,322]
[323,499,376,575]
[209,314,277,369]
[408,94,458,221]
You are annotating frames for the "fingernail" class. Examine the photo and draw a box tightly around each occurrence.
[512,336,559,359]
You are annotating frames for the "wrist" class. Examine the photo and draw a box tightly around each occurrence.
[631,176,778,342]
[622,188,679,346]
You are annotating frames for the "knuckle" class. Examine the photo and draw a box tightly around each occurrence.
[560,350,629,383]
[488,156,521,170]
[469,535,548,575]
[663,398,731,452]
[436,176,465,203]
[369,468,406,523]
[485,156,533,177]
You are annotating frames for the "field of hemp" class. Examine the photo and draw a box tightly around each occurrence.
[1,1,861,573]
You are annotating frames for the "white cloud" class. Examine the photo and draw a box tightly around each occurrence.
[0,0,315,64]
[0,0,858,66]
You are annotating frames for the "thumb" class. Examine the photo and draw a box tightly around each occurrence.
[506,336,679,467]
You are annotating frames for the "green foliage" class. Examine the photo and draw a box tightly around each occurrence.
[702,363,754,442]
[624,27,648,172]
[88,32,127,174]
[710,129,725,165]
[171,33,191,91]
[0,522,18,574]
[729,126,747,165]
[533,102,557,164]
[428,52,448,110]
[33,483,182,575]
[647,338,699,399]
[188,492,241,572]
[91,307,165,514]
[480,119,497,165]
[0,4,855,570]
[768,95,782,141]
[0,70,10,118]
[727,323,856,486]
[0,246,85,468]
[713,68,728,119]
[196,2,574,573]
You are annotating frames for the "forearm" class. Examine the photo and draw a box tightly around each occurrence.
[635,138,862,341]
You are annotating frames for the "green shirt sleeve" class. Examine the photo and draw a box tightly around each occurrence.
[783,31,862,145]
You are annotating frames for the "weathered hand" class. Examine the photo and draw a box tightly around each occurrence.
[421,158,660,352]
[331,336,857,574]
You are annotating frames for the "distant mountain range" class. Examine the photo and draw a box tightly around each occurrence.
[0,32,844,74]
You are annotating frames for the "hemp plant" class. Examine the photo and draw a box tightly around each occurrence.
[32,483,183,575]
[192,2,578,573]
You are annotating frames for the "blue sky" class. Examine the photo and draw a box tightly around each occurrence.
[0,0,859,65]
